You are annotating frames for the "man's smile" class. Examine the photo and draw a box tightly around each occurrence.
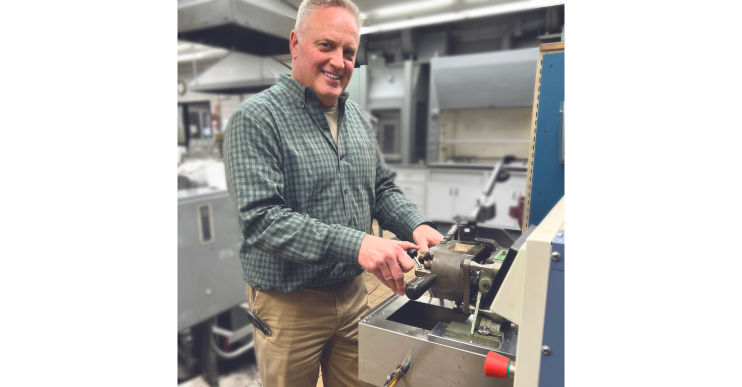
[322,71,341,80]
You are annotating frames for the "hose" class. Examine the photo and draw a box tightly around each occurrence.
[368,278,379,294]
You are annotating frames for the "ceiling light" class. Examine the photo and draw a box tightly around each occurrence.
[368,0,456,18]
[177,48,229,62]
[361,0,565,34]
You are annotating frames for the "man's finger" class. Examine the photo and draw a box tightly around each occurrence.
[393,241,419,250]
[397,251,416,272]
[387,259,406,296]
[413,236,430,253]
[377,262,397,294]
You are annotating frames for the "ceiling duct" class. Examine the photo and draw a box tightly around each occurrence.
[188,51,291,94]
[178,0,296,56]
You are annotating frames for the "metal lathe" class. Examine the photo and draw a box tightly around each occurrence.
[359,198,564,387]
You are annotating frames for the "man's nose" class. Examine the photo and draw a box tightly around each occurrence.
[328,49,345,70]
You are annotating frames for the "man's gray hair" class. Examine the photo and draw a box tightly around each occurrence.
[295,0,362,42]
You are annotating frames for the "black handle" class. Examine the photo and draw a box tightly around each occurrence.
[405,274,437,300]
[245,308,271,337]
[407,248,418,259]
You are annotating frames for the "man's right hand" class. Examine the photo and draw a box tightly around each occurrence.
[358,235,418,296]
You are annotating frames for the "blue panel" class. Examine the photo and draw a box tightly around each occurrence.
[539,231,564,387]
[529,52,564,227]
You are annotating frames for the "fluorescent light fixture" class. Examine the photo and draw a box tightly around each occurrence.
[177,48,229,62]
[178,0,213,9]
[361,0,565,34]
[368,0,455,18]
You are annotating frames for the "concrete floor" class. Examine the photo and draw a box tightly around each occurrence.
[181,223,424,387]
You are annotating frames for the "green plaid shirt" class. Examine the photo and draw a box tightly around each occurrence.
[224,74,432,292]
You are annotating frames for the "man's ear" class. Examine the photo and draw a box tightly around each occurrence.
[289,30,299,59]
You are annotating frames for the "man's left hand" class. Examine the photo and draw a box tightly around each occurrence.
[412,224,444,253]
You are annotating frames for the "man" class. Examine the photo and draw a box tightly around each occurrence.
[224,0,443,385]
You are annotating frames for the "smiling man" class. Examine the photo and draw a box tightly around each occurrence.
[223,0,443,385]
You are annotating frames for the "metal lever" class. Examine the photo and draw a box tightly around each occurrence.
[407,248,424,268]
[405,274,437,300]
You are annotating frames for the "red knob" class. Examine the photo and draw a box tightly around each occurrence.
[484,351,512,379]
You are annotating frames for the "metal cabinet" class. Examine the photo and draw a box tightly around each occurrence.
[425,169,491,222]
[392,167,427,216]
[178,187,246,332]
[425,168,527,228]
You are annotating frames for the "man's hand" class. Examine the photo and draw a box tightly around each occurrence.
[412,224,444,253]
[358,235,418,296]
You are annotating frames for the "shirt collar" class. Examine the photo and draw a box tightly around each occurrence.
[277,73,350,107]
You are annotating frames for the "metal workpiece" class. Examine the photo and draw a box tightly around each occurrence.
[446,321,501,348]
[465,305,503,322]
[477,317,503,336]
[429,322,517,360]
[359,295,514,387]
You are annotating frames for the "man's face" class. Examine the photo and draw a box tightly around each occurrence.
[289,5,358,107]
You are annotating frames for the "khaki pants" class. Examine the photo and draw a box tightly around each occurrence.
[246,276,375,387]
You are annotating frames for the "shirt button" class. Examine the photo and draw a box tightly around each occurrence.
[347,221,352,226]
[344,189,348,194]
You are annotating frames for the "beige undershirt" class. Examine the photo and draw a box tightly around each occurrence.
[321,102,339,145]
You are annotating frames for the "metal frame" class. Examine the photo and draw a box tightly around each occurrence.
[359,295,514,387]
[490,197,564,387]
[537,229,564,387]
[523,44,564,230]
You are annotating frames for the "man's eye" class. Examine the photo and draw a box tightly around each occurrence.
[320,43,330,48]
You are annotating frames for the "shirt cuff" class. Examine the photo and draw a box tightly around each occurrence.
[329,225,367,264]
[398,213,436,242]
